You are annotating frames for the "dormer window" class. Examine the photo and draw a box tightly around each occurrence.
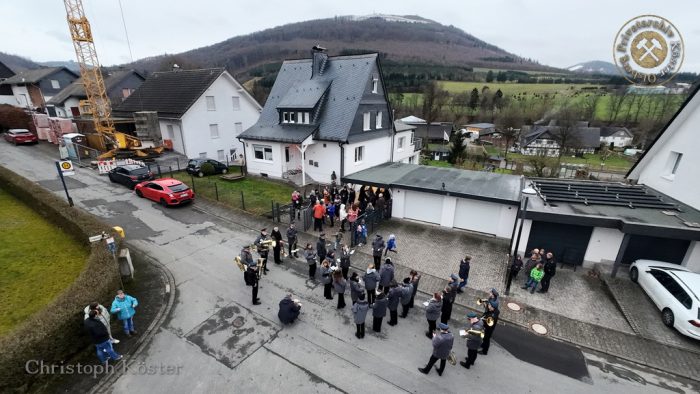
[372,77,378,94]
[282,112,290,123]
[303,112,310,124]
[282,111,311,124]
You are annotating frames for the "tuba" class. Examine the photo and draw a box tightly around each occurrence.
[483,316,495,327]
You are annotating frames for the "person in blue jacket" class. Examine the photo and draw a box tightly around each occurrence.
[110,290,138,337]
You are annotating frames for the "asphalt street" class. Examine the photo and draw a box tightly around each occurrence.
[0,141,696,394]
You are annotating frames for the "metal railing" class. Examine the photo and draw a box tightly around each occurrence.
[414,137,423,152]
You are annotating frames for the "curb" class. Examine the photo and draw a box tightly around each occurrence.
[89,244,177,393]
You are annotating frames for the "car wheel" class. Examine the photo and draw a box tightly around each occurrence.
[629,267,638,283]
[662,308,674,327]
[221,168,228,174]
[197,171,204,178]
[135,189,143,198]
[160,198,168,207]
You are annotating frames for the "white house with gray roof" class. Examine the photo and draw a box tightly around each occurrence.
[238,48,418,184]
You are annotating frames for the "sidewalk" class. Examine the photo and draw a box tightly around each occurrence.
[193,199,700,382]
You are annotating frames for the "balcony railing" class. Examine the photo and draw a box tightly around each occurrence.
[413,137,423,152]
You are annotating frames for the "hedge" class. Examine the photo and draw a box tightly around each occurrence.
[0,165,121,392]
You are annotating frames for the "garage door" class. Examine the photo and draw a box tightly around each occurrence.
[621,235,689,264]
[525,221,593,265]
[454,199,501,236]
[404,191,443,225]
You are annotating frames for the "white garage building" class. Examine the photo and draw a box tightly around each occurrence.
[341,162,522,238]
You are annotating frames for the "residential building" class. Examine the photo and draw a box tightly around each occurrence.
[238,48,403,184]
[0,61,15,105]
[0,67,79,110]
[46,69,145,118]
[519,121,600,156]
[114,68,261,160]
[393,120,421,164]
[600,126,633,148]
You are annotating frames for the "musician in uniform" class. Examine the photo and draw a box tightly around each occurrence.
[286,223,299,258]
[480,300,500,355]
[271,226,284,264]
[316,233,327,264]
[240,245,261,305]
[418,322,454,376]
[254,228,271,274]
[460,312,484,369]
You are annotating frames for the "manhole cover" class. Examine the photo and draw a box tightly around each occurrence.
[507,302,521,311]
[232,316,245,328]
[531,323,547,335]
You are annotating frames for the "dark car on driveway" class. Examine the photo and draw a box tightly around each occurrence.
[108,164,154,189]
[186,158,229,177]
[4,129,38,145]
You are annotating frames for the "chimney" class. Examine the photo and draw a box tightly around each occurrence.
[311,45,328,78]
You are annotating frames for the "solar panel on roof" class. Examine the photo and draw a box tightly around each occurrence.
[531,180,677,210]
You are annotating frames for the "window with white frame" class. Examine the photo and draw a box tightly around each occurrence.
[232,96,240,111]
[354,146,364,163]
[289,112,296,123]
[410,131,415,145]
[398,136,405,150]
[282,112,289,123]
[206,96,216,111]
[304,112,310,124]
[376,111,383,129]
[234,122,243,135]
[663,151,683,179]
[254,145,273,161]
[51,80,60,89]
[209,124,219,139]
[217,149,225,161]
[363,112,371,131]
[371,77,378,93]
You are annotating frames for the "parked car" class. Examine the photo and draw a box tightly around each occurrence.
[186,158,229,177]
[134,178,194,207]
[630,260,700,339]
[108,165,154,189]
[4,129,38,145]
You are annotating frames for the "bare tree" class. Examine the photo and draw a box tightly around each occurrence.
[551,105,584,175]
[607,88,629,123]
[526,153,557,178]
[422,81,450,137]
[579,93,602,122]
[494,105,523,163]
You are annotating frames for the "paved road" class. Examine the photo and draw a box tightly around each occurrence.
[1,141,696,394]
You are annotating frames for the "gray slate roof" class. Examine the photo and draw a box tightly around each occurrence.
[242,124,317,144]
[47,70,144,105]
[521,125,600,149]
[277,79,332,109]
[0,61,14,79]
[600,126,631,137]
[240,53,388,143]
[113,68,224,118]
[341,162,522,204]
[394,120,416,132]
[1,67,77,85]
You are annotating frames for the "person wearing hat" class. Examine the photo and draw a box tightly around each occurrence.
[480,300,500,355]
[240,245,260,305]
[351,293,369,338]
[278,294,302,325]
[386,282,402,326]
[399,277,414,318]
[488,288,500,310]
[440,285,455,325]
[316,233,327,266]
[461,312,484,369]
[371,234,385,269]
[378,258,395,294]
[371,291,388,332]
[271,226,284,264]
[304,243,318,280]
[286,223,299,258]
[254,228,271,274]
[418,322,454,376]
[320,260,333,300]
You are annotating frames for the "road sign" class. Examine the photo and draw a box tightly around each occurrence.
[59,160,75,176]
[89,235,104,243]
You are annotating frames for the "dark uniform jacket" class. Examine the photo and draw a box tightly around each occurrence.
[363,270,380,291]
[278,298,301,324]
[333,278,347,294]
[372,295,388,317]
[387,287,402,311]
[379,263,394,287]
[286,227,298,244]
[316,239,327,260]
[371,236,385,257]
[350,280,363,302]
[352,300,370,324]
[425,299,442,321]
[432,331,455,359]
[466,320,485,350]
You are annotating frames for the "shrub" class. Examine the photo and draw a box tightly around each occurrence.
[200,162,215,175]
[0,166,121,391]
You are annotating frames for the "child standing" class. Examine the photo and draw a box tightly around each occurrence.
[522,263,545,294]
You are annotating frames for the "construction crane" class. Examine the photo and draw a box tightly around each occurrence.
[63,0,160,159]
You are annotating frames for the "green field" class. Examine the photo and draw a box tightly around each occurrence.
[438,81,602,95]
[0,188,88,336]
[171,169,294,215]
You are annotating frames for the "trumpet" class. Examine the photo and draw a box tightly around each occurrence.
[476,298,487,306]
[483,316,495,327]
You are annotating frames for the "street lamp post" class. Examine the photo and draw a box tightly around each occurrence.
[505,186,537,295]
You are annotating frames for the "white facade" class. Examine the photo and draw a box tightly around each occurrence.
[10,85,32,108]
[600,132,633,148]
[583,227,625,263]
[682,241,700,272]
[391,188,517,237]
[393,130,420,164]
[163,72,261,160]
[344,136,392,177]
[628,91,700,210]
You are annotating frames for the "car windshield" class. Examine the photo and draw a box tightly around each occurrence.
[187,160,202,167]
[11,130,31,135]
[169,183,189,192]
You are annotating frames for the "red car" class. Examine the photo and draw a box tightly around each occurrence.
[4,129,38,145]
[134,178,194,206]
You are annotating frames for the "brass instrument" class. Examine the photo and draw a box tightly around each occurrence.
[475,298,495,327]
[467,329,485,339]
[255,258,265,279]
[483,316,495,327]
[476,298,487,306]
[448,351,457,366]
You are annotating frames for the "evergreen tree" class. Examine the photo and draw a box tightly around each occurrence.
[468,88,479,110]
[485,70,494,83]
[496,71,507,82]
[448,129,467,164]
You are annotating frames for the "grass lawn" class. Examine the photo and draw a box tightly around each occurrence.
[0,188,88,336]
[424,159,452,168]
[171,170,294,215]
[503,152,633,171]
[438,81,603,96]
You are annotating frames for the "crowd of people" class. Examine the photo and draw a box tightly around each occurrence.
[82,290,139,366]
[509,248,557,294]
[239,220,501,377]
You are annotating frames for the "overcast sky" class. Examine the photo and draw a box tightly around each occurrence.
[3,0,698,72]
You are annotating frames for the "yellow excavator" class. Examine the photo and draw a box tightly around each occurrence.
[63,0,162,159]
